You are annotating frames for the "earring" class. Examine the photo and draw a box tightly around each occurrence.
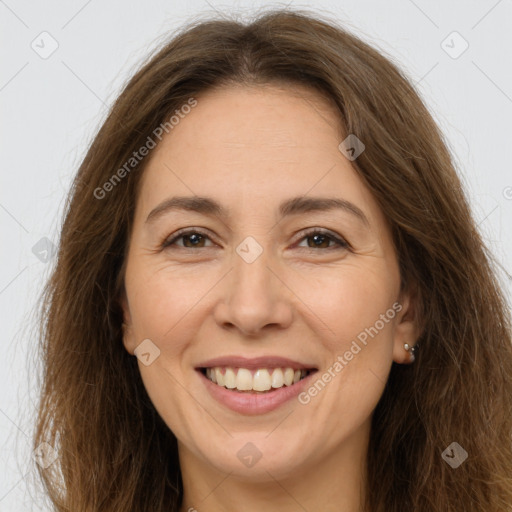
[404,343,417,363]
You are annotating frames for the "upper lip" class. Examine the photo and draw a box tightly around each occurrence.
[195,356,317,371]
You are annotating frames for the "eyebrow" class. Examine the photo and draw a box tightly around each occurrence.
[145,195,370,227]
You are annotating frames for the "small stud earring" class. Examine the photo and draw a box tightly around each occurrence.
[404,343,417,363]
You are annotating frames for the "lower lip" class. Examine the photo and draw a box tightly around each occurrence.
[197,369,317,415]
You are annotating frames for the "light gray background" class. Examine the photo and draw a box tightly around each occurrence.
[1,0,511,509]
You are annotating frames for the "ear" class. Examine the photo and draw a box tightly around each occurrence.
[120,289,137,355]
[392,283,422,365]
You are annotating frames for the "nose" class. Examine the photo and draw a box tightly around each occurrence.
[213,242,293,337]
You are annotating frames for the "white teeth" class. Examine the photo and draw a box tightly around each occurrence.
[206,368,217,383]
[224,368,236,389]
[283,368,295,386]
[236,368,253,391]
[204,366,310,392]
[253,369,271,391]
[271,368,284,388]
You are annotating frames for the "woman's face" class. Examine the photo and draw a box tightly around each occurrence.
[121,84,418,481]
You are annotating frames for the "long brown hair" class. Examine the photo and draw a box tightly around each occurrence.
[32,8,512,511]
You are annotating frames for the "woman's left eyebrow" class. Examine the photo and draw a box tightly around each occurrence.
[145,195,370,228]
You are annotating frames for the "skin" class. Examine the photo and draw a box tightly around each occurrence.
[121,83,420,512]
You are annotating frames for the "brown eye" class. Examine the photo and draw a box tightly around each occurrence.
[162,229,214,249]
[181,233,206,248]
[307,233,331,248]
[296,230,349,250]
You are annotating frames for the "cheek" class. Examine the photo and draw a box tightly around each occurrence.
[296,262,398,349]
[126,263,207,342]
[126,267,208,437]
[296,266,398,441]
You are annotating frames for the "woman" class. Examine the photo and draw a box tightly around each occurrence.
[33,8,512,511]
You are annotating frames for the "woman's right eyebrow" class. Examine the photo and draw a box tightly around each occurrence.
[145,196,226,224]
[145,195,370,228]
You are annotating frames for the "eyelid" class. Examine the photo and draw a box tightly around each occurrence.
[162,226,350,252]
[292,227,350,250]
[161,227,216,248]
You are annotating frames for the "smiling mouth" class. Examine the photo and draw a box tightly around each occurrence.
[199,366,317,393]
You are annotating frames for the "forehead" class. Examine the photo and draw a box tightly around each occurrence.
[135,84,386,231]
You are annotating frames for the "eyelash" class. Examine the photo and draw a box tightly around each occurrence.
[160,228,350,251]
